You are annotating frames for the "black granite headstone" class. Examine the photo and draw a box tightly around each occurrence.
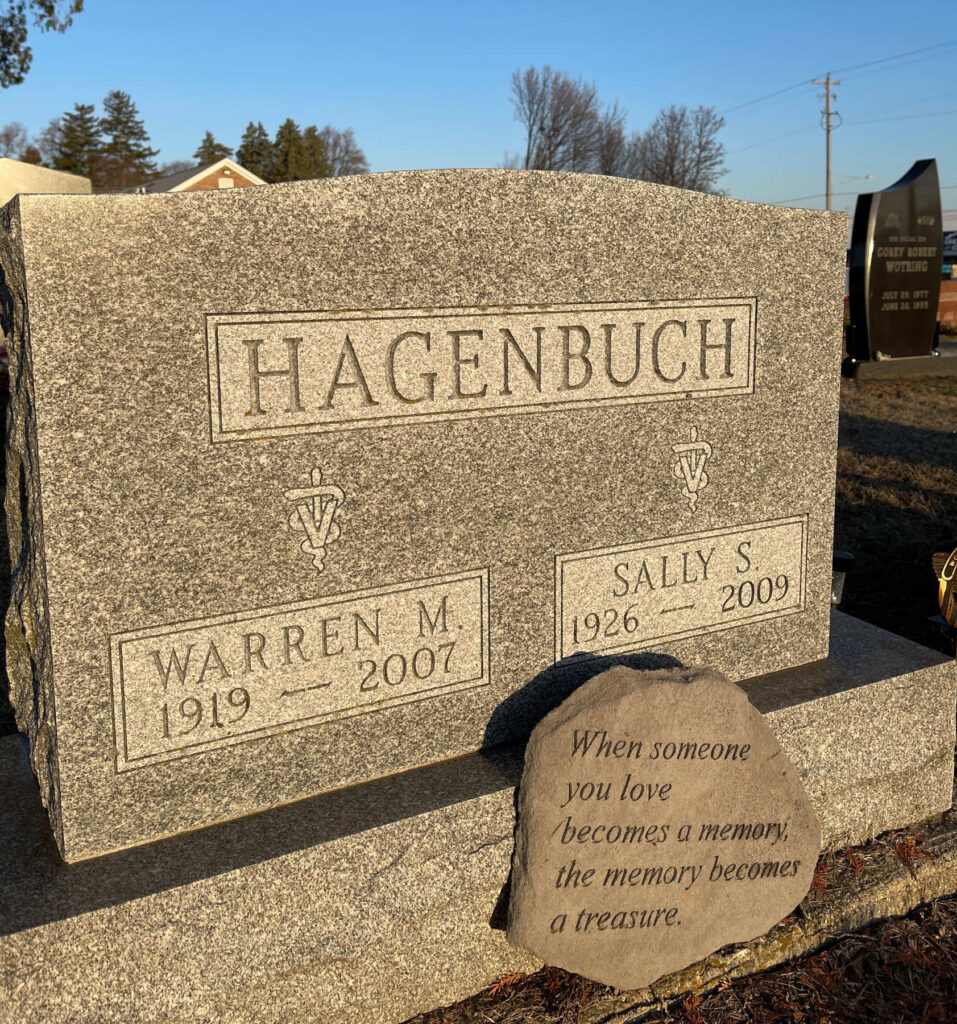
[847,159,942,360]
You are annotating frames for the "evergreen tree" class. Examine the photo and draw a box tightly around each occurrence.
[270,118,310,182]
[193,130,231,165]
[235,121,272,181]
[302,125,331,179]
[35,116,63,166]
[97,90,158,190]
[52,103,101,178]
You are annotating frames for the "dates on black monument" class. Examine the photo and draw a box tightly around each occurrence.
[847,159,942,360]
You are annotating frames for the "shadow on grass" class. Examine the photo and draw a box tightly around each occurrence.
[835,408,955,654]
[839,412,957,473]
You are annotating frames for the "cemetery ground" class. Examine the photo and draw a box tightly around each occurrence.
[410,373,957,1024]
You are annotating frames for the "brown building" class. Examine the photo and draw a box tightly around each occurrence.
[126,156,265,194]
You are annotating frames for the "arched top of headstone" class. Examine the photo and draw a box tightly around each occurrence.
[847,159,942,361]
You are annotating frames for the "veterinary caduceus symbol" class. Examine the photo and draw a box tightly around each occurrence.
[671,426,712,512]
[284,467,345,572]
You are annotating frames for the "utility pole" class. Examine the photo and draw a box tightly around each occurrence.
[812,73,841,211]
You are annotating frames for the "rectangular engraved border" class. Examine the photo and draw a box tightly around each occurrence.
[205,297,757,442]
[109,569,491,773]
[554,516,808,661]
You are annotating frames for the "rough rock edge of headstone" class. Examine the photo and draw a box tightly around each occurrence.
[0,196,61,847]
[508,665,821,989]
[577,806,957,1023]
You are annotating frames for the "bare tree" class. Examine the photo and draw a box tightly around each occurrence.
[634,105,727,193]
[506,69,728,191]
[155,160,193,177]
[510,65,604,171]
[0,120,28,158]
[318,126,369,176]
[594,102,634,176]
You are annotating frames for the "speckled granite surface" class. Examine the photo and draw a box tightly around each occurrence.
[0,171,847,859]
[0,614,952,1024]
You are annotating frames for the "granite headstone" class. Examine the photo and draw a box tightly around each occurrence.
[0,171,846,860]
[847,159,943,360]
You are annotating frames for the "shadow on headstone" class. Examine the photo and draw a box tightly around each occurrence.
[481,649,683,752]
[0,733,527,935]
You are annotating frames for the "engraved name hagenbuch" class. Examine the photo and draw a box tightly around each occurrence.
[207,298,756,441]
[143,294,770,772]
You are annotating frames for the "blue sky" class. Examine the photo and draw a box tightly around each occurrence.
[2,0,954,214]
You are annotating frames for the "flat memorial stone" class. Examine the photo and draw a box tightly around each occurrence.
[507,665,821,990]
[0,170,845,859]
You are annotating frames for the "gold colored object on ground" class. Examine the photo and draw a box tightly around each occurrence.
[933,546,957,627]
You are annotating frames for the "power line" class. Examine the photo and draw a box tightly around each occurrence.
[770,191,860,205]
[846,108,957,126]
[722,43,957,211]
[721,80,811,117]
[770,185,957,205]
[830,39,957,76]
[728,105,957,155]
[851,94,951,120]
[841,47,957,83]
[726,127,816,155]
[723,40,957,121]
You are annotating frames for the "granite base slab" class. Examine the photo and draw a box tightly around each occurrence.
[0,612,953,1024]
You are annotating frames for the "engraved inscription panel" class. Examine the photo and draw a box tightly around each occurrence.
[111,570,489,771]
[556,518,806,660]
[207,298,756,441]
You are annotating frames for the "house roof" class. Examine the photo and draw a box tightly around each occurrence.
[126,157,266,194]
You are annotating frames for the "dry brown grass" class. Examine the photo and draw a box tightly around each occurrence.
[835,376,957,653]
[410,896,957,1024]
[653,900,957,1024]
[410,846,957,1024]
